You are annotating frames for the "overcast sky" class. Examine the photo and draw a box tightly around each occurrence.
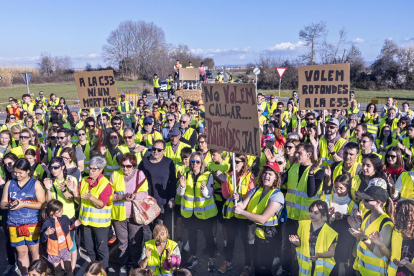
[1,0,413,68]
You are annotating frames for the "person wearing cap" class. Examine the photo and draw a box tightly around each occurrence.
[164,128,192,163]
[34,109,47,133]
[135,117,163,151]
[233,162,284,275]
[118,93,133,128]
[179,114,197,149]
[319,117,347,167]
[280,142,325,275]
[215,72,223,83]
[348,185,394,276]
[153,73,161,99]
[136,106,152,129]
[326,109,347,129]
[167,74,175,99]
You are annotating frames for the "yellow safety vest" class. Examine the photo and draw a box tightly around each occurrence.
[354,211,393,275]
[180,172,217,219]
[398,171,414,200]
[11,145,37,158]
[21,103,35,113]
[35,97,48,106]
[145,239,178,276]
[118,101,131,119]
[246,187,281,239]
[363,112,379,135]
[207,161,231,202]
[332,161,360,185]
[388,230,414,276]
[79,176,113,227]
[32,163,45,180]
[164,141,192,164]
[153,78,160,88]
[135,130,163,147]
[319,137,347,167]
[49,176,77,219]
[267,102,278,116]
[375,138,399,156]
[356,151,382,164]
[103,145,130,178]
[49,98,60,108]
[285,164,322,221]
[402,137,414,157]
[296,220,338,276]
[182,127,197,145]
[111,170,148,221]
[223,172,252,219]
[379,118,399,133]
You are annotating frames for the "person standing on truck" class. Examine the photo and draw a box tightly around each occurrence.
[199,62,206,89]
[174,60,182,90]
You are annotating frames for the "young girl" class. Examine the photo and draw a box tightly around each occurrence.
[325,174,357,276]
[25,149,46,180]
[28,259,52,276]
[290,200,338,276]
[40,200,80,276]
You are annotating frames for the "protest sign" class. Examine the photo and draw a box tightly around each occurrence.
[298,63,350,110]
[74,70,118,109]
[202,83,261,157]
[179,68,199,81]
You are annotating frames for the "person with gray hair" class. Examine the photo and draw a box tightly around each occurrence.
[287,132,300,141]
[179,113,198,148]
[67,155,113,270]
[162,113,179,141]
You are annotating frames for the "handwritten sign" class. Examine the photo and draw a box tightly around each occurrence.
[298,63,350,110]
[74,70,118,109]
[179,68,199,81]
[202,83,261,157]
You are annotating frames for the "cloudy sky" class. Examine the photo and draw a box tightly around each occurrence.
[1,0,413,69]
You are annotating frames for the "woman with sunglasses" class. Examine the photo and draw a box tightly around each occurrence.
[1,114,19,132]
[0,130,12,158]
[0,153,19,275]
[376,125,398,157]
[283,139,299,170]
[83,117,99,144]
[76,128,95,176]
[101,130,129,178]
[10,129,37,158]
[217,154,255,275]
[234,162,284,276]
[44,156,79,272]
[177,151,217,271]
[139,224,180,275]
[42,130,58,164]
[10,125,22,148]
[384,146,404,200]
[35,100,47,114]
[392,116,409,142]
[1,158,45,276]
[111,153,151,272]
[60,147,82,183]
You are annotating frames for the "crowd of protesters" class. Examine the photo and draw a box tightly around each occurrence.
[1,84,414,276]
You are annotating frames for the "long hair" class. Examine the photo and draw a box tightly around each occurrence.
[28,259,52,276]
[384,146,404,169]
[365,103,377,113]
[378,126,393,145]
[229,154,249,177]
[334,174,352,198]
[189,152,206,175]
[394,200,414,240]
[48,157,68,182]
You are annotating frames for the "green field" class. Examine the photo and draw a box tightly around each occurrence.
[0,80,144,107]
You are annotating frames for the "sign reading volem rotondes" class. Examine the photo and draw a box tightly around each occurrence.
[202,83,261,157]
[298,63,350,110]
[74,70,118,109]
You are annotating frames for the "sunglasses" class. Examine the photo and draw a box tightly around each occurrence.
[286,146,294,150]
[81,114,87,117]
[20,136,30,140]
[78,133,86,136]
[112,123,121,125]
[110,109,117,112]
[5,162,13,167]
[121,164,134,169]
[306,118,315,121]
[235,160,244,164]
[191,160,201,164]
[50,165,61,170]
[153,147,164,153]
[326,125,337,130]
[57,109,62,111]
[57,137,65,140]
[276,161,284,165]
[10,117,15,119]
[180,121,187,124]
[88,167,99,172]
[167,119,174,122]
[110,136,118,140]
[144,123,152,126]
[88,125,95,127]
[387,155,397,159]
[51,136,57,140]
[124,135,134,139]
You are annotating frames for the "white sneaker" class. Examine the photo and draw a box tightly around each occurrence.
[3,264,18,275]
[184,241,190,252]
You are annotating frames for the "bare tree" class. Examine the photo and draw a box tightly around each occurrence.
[38,52,54,76]
[319,27,348,64]
[54,55,72,74]
[299,21,327,65]
[203,57,215,69]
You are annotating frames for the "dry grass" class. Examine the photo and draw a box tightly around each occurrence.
[0,65,40,87]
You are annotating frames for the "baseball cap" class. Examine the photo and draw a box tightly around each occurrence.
[258,106,264,111]
[169,128,181,137]
[326,118,339,127]
[264,134,276,141]
[120,93,126,97]
[143,106,152,112]
[143,117,153,125]
[357,186,389,203]
[35,109,43,115]
[263,162,280,173]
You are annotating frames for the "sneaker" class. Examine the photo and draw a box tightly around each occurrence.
[120,265,128,275]
[3,264,18,275]
[218,261,233,273]
[276,266,283,276]
[186,256,198,269]
[240,265,252,276]
[108,236,117,245]
[183,241,190,252]
[208,258,216,272]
